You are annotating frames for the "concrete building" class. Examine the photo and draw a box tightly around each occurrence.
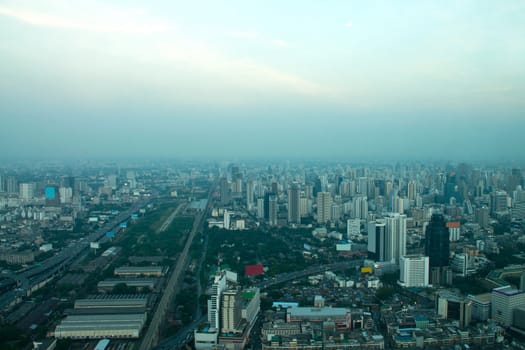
[208,271,227,329]
[368,219,386,262]
[19,182,35,201]
[492,286,525,326]
[467,293,492,321]
[97,279,157,292]
[287,307,351,331]
[398,255,429,288]
[268,195,278,226]
[347,218,360,239]
[385,213,407,264]
[317,192,332,224]
[287,184,300,224]
[437,293,472,328]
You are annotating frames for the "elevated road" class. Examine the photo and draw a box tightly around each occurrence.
[140,193,212,350]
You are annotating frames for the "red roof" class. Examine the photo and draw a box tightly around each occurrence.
[245,264,264,276]
[446,221,460,228]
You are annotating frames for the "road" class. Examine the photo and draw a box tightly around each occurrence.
[0,200,148,312]
[157,203,186,233]
[140,192,212,350]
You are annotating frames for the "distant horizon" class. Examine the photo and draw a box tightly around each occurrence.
[1,1,524,161]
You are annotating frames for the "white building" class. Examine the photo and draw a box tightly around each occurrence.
[208,271,227,329]
[385,213,407,264]
[347,219,360,239]
[19,183,35,201]
[492,286,525,326]
[398,255,429,288]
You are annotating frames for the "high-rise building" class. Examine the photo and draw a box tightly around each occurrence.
[425,213,450,269]
[399,255,429,288]
[246,180,254,210]
[208,272,227,329]
[347,219,360,239]
[368,219,386,262]
[287,184,300,224]
[475,206,489,228]
[353,196,368,220]
[407,180,417,201]
[492,286,525,326]
[357,177,368,195]
[385,213,407,264]
[220,178,231,206]
[221,289,242,334]
[268,195,278,226]
[45,185,60,206]
[6,176,18,194]
[316,192,332,224]
[491,191,508,215]
[256,198,264,219]
[19,182,35,201]
[447,221,461,241]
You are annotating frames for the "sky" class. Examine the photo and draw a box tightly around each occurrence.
[1,0,524,161]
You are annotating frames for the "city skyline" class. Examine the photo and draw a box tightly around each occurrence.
[1,1,524,160]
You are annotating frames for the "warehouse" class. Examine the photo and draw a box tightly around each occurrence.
[114,266,164,277]
[54,313,147,339]
[97,278,157,292]
[74,295,149,309]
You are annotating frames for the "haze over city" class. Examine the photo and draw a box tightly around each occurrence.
[1,0,524,160]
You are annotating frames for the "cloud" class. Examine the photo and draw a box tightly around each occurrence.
[0,4,170,34]
[229,31,259,39]
[345,21,353,28]
[271,39,290,48]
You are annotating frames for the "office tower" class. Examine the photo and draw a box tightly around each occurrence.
[368,219,386,262]
[475,206,489,228]
[444,172,458,203]
[256,198,264,219]
[508,168,523,192]
[19,183,35,201]
[316,192,332,224]
[399,255,429,287]
[59,187,73,204]
[208,272,227,329]
[347,219,360,239]
[357,177,368,195]
[268,195,278,226]
[425,213,450,269]
[353,196,368,220]
[220,177,231,206]
[6,176,18,194]
[232,177,243,198]
[299,197,308,217]
[407,180,417,201]
[287,184,300,224]
[492,286,525,326]
[246,180,254,210]
[45,185,60,206]
[221,289,242,333]
[263,192,275,220]
[491,191,508,214]
[392,195,404,214]
[467,293,492,321]
[271,182,278,195]
[385,213,407,264]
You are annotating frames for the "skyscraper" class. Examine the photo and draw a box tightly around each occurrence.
[221,289,242,334]
[368,219,386,262]
[288,183,301,224]
[268,195,278,226]
[246,180,254,210]
[316,192,332,224]
[385,213,407,264]
[425,213,450,269]
[399,255,429,288]
[208,271,227,329]
[220,177,231,206]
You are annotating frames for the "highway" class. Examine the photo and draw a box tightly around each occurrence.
[139,191,212,350]
[0,200,148,312]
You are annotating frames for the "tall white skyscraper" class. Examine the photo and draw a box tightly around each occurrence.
[208,272,227,329]
[385,213,407,264]
[317,192,332,224]
[399,255,429,287]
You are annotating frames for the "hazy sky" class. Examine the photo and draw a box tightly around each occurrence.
[1,1,524,160]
